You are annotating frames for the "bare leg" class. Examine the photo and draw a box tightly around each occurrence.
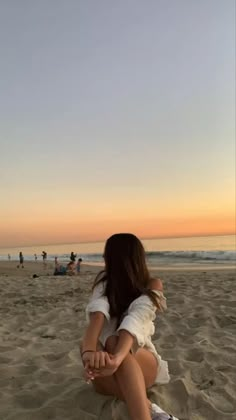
[114,352,152,420]
[93,336,158,420]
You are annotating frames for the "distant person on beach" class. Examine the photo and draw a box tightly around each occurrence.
[81,233,179,420]
[54,257,67,275]
[70,252,77,262]
[8,254,11,261]
[34,254,37,261]
[76,258,82,273]
[42,251,47,267]
[17,252,24,268]
[67,261,76,275]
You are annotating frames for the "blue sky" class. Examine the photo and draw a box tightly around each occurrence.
[0,0,235,246]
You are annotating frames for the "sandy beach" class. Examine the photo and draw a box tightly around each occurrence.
[0,261,235,420]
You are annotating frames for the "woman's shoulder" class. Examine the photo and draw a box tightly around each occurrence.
[94,269,105,280]
[148,277,163,291]
[127,278,166,312]
[128,291,158,309]
[92,280,105,293]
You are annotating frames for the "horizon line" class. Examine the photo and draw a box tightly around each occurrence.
[0,232,235,250]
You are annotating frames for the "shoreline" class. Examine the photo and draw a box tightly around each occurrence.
[0,260,235,275]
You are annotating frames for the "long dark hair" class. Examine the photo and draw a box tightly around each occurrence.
[93,233,162,322]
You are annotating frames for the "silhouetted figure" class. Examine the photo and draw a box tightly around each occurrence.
[76,258,82,273]
[70,252,77,262]
[42,251,47,268]
[34,254,37,261]
[17,252,24,268]
[8,254,11,261]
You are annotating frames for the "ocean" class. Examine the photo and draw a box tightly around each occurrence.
[0,235,235,269]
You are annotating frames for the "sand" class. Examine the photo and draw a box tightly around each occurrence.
[0,261,235,420]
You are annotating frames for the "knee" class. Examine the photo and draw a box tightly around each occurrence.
[105,335,118,353]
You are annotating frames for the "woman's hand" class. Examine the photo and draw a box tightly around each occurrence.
[92,353,123,377]
[82,350,107,370]
[82,351,123,380]
[82,350,110,381]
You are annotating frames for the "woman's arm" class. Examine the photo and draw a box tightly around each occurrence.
[82,281,111,377]
[82,312,105,353]
[83,281,110,353]
[113,330,134,362]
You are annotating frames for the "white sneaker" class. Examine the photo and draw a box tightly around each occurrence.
[151,403,179,420]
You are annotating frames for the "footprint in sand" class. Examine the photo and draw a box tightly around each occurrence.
[13,389,50,410]
[159,335,177,349]
[187,318,203,328]
[43,352,68,362]
[204,388,236,414]
[18,364,39,375]
[167,359,183,375]
[185,348,204,363]
[197,378,214,390]
[0,355,12,364]
[216,315,236,328]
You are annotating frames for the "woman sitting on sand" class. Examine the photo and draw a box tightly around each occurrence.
[81,233,179,420]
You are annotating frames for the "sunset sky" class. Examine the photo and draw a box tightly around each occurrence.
[0,0,235,248]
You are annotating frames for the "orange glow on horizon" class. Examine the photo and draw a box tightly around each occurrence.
[0,213,235,248]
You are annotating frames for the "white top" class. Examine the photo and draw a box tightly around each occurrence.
[86,281,170,384]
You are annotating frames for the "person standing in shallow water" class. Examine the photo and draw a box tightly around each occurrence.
[42,251,47,268]
[17,252,24,268]
[70,252,77,262]
[76,258,82,273]
[81,233,179,420]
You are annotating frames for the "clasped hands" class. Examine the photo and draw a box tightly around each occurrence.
[82,350,122,382]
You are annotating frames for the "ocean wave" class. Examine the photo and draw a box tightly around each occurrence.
[54,250,236,263]
[80,250,236,262]
[146,250,236,262]
[1,250,235,264]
